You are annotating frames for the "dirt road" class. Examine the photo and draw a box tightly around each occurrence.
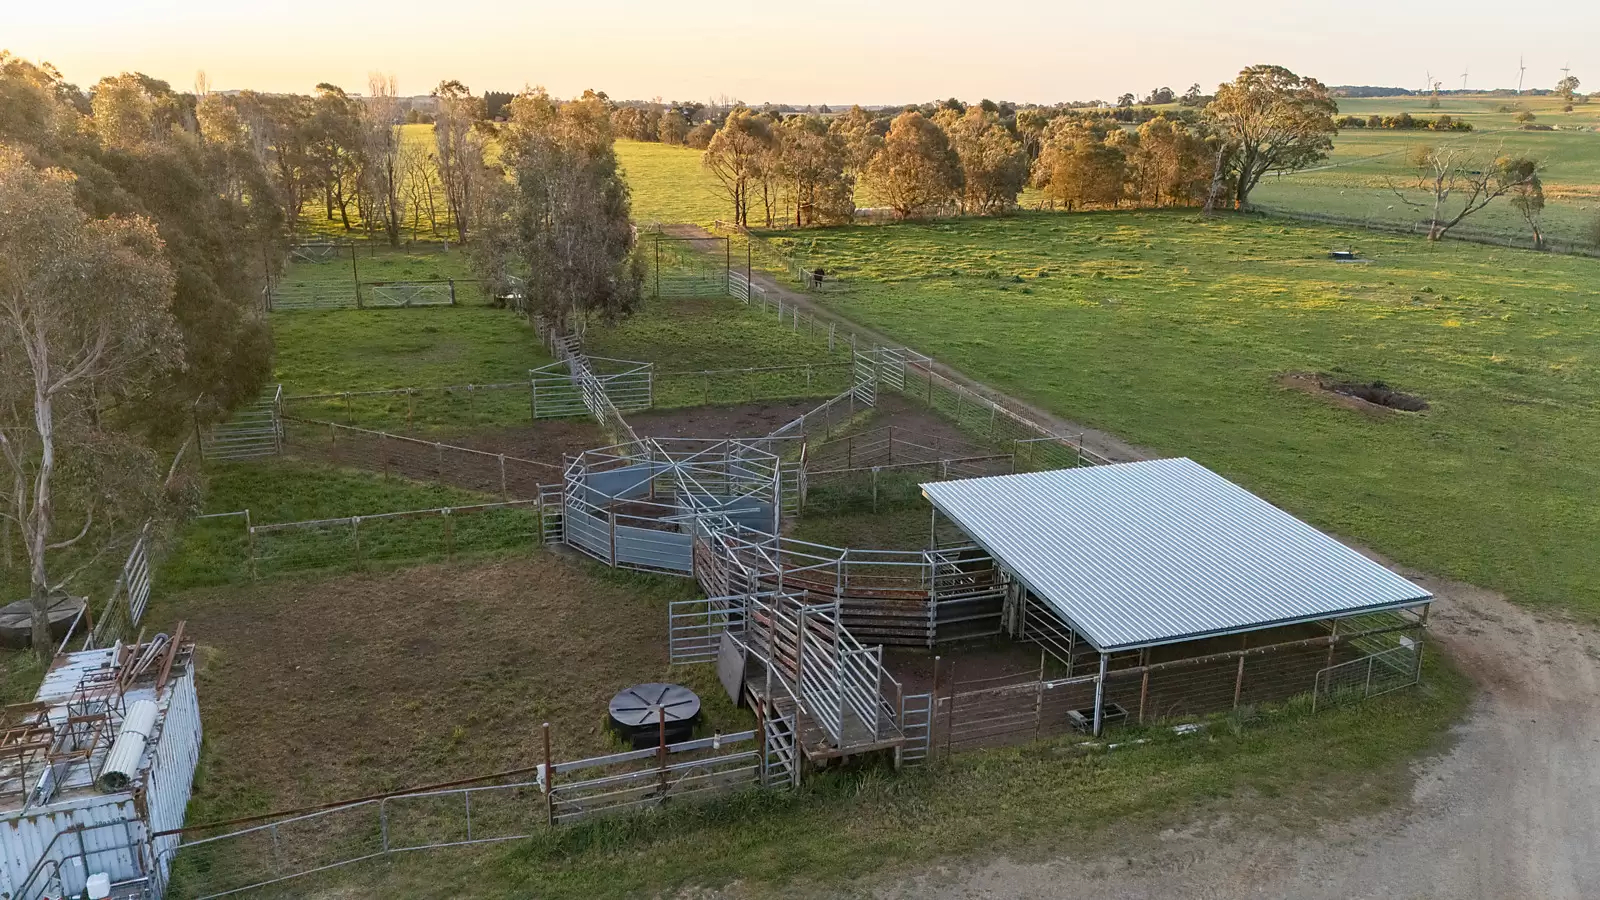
[880,566,1600,900]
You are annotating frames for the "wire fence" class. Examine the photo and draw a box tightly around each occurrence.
[281,382,536,431]
[282,417,558,498]
[930,614,1426,754]
[224,500,547,580]
[1248,204,1600,258]
[162,723,789,900]
[653,362,854,408]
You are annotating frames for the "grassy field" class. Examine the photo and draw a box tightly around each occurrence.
[616,140,728,225]
[1254,93,1600,246]
[297,123,457,243]
[768,211,1600,620]
[155,458,533,591]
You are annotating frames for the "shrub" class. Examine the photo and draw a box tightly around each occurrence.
[685,121,716,150]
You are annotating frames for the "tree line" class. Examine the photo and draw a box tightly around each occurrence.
[698,65,1340,225]
[0,54,289,652]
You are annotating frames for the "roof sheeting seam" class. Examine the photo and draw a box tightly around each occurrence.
[922,459,1432,651]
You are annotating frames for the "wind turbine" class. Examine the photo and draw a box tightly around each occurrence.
[1517,56,1527,94]
[1460,67,1469,91]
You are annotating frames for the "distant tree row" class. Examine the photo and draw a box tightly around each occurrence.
[699,65,1344,224]
[1337,113,1474,131]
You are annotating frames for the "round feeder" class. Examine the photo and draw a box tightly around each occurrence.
[608,683,701,749]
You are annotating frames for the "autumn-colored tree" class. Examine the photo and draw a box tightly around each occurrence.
[1129,115,1212,207]
[685,121,716,150]
[703,107,773,227]
[1204,65,1337,209]
[775,116,854,226]
[939,107,1028,215]
[866,111,961,219]
[657,109,690,145]
[0,147,181,654]
[829,105,885,179]
[1036,122,1126,209]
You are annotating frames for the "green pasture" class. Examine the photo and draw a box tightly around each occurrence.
[768,210,1600,620]
[1255,93,1600,246]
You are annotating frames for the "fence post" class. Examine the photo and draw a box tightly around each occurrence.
[657,707,669,802]
[1233,639,1248,709]
[543,722,555,826]
[444,509,455,560]
[448,278,457,306]
[247,523,258,580]
[352,517,363,569]
[499,455,508,498]
[1033,651,1046,736]
[351,246,361,308]
[609,503,618,566]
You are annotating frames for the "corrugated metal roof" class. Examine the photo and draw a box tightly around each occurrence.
[922,459,1432,652]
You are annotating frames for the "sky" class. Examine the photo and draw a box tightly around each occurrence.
[8,0,1597,105]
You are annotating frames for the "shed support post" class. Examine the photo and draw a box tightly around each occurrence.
[1092,652,1109,736]
[1233,634,1248,708]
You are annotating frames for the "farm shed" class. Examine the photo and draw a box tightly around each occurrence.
[1,639,200,899]
[921,458,1433,734]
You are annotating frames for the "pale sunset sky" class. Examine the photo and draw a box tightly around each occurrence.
[8,0,1597,103]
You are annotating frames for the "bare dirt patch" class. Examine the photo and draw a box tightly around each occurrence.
[625,398,824,440]
[145,555,734,813]
[423,418,607,467]
[1278,372,1429,416]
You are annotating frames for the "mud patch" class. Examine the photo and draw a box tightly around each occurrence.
[1278,373,1428,416]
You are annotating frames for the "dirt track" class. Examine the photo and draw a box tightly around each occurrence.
[879,561,1600,900]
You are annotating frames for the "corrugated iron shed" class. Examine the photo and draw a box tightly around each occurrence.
[922,458,1432,652]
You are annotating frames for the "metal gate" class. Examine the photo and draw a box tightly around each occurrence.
[852,350,878,405]
[897,692,934,767]
[201,386,283,460]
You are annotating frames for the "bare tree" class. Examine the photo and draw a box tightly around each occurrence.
[0,148,181,655]
[1391,145,1540,240]
[400,139,435,240]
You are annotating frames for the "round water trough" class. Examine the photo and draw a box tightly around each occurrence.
[608,683,701,748]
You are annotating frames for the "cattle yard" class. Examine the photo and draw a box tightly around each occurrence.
[3,236,1446,900]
